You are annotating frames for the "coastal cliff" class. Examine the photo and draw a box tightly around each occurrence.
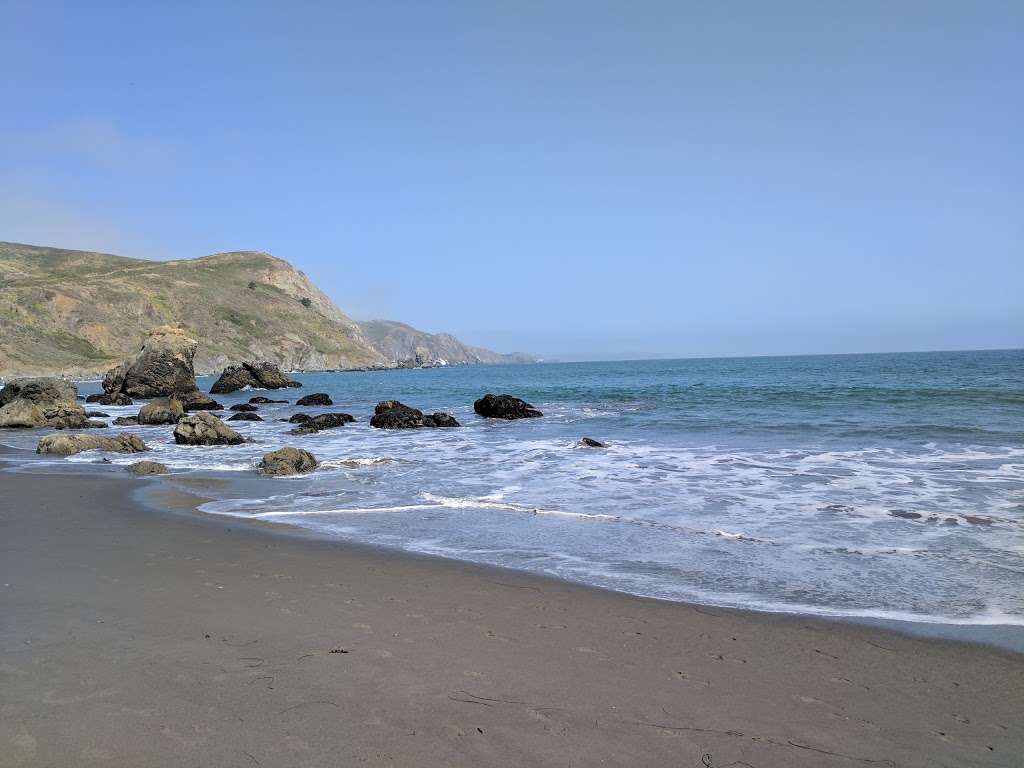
[0,241,533,377]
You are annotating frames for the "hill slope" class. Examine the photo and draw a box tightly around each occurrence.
[0,242,530,378]
[356,320,535,367]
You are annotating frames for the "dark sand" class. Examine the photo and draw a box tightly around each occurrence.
[1,469,1022,767]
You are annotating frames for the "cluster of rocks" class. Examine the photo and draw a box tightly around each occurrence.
[0,378,104,430]
[473,393,543,420]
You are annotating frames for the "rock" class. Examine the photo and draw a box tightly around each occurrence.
[249,396,287,404]
[178,391,222,412]
[137,397,185,425]
[227,412,263,422]
[296,392,332,407]
[112,416,139,426]
[579,437,607,448]
[288,412,355,434]
[126,460,169,475]
[210,361,302,394]
[86,411,110,418]
[0,377,96,430]
[103,326,200,398]
[173,412,245,445]
[230,403,258,412]
[37,433,148,456]
[369,401,460,429]
[890,510,923,520]
[0,377,77,407]
[473,394,542,420]
[87,392,133,406]
[258,447,319,476]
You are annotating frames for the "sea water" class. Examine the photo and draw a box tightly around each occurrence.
[9,350,1024,626]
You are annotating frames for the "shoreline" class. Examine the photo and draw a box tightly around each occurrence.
[1,458,1022,765]
[4,443,1024,655]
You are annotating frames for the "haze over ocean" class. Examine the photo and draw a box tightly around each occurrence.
[2,2,1021,360]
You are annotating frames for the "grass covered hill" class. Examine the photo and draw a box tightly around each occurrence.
[0,242,529,378]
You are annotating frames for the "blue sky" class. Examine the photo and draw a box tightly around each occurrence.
[2,1,1021,360]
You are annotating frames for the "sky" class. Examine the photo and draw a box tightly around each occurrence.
[1,1,1021,361]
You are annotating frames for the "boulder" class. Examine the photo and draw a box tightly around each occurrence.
[230,403,258,412]
[37,432,148,456]
[126,460,170,475]
[369,401,460,429]
[137,397,185,425]
[103,326,200,399]
[288,412,355,434]
[112,416,139,426]
[296,392,332,407]
[249,396,287,404]
[173,412,245,445]
[87,392,133,406]
[178,391,222,412]
[0,378,97,430]
[473,394,542,420]
[86,411,110,418]
[258,447,319,476]
[227,412,263,422]
[210,361,302,394]
[579,437,607,448]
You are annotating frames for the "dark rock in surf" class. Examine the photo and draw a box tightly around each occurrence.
[889,510,922,520]
[370,401,459,429]
[179,391,222,412]
[579,437,607,448]
[227,412,263,421]
[210,361,301,394]
[88,392,133,406]
[112,416,139,426]
[289,412,355,434]
[249,396,287,404]
[296,392,332,407]
[102,326,200,399]
[473,393,542,420]
[230,403,259,412]
[86,411,110,418]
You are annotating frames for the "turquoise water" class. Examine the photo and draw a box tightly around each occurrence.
[17,349,1024,624]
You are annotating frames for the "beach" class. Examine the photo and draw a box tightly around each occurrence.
[1,468,1021,767]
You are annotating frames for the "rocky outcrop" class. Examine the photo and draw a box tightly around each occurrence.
[112,416,139,426]
[137,398,184,425]
[369,401,460,429]
[103,326,200,399]
[296,392,332,407]
[210,362,302,394]
[229,403,258,412]
[37,432,148,455]
[0,377,99,429]
[249,396,287,404]
[172,412,245,445]
[473,394,543,420]
[126,460,169,475]
[579,437,607,448]
[258,447,319,476]
[227,412,262,421]
[288,412,355,434]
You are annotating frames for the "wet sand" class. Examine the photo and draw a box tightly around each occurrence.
[0,468,1021,767]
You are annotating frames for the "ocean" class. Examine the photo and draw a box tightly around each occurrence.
[8,349,1024,627]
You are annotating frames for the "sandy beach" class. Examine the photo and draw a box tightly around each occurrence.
[0,467,1020,767]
